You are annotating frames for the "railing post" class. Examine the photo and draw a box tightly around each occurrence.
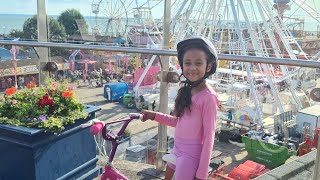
[36,0,49,85]
[313,130,320,179]
[156,0,171,170]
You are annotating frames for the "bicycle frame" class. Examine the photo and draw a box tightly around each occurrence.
[91,113,142,180]
[101,118,132,180]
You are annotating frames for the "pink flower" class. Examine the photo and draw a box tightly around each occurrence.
[51,82,57,87]
[68,84,76,91]
[12,100,17,105]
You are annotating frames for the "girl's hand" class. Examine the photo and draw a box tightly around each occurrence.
[140,109,156,122]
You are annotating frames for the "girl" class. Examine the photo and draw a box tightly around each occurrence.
[141,37,219,180]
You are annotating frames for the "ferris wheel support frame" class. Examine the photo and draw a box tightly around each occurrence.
[171,0,189,33]
[237,0,285,114]
[230,0,263,124]
[291,0,320,23]
[133,0,162,48]
[195,0,216,36]
[175,0,197,43]
[257,0,309,110]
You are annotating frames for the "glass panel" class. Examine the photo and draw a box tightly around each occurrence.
[0,45,39,90]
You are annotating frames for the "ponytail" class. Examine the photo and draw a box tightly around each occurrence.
[174,84,192,117]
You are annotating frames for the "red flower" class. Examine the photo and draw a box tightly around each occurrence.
[26,82,36,89]
[38,95,54,108]
[5,87,16,96]
[62,91,73,98]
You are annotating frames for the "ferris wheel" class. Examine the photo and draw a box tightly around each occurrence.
[91,0,131,37]
[90,0,163,41]
[168,0,319,124]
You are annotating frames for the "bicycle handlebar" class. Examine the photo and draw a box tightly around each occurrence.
[84,113,144,135]
[90,122,105,135]
[81,113,145,167]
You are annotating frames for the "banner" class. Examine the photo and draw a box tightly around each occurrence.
[0,65,39,77]
[20,65,39,74]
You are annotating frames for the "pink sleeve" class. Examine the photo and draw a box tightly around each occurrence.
[154,112,177,127]
[196,94,218,179]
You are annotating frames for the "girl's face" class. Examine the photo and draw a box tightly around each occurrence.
[182,48,212,82]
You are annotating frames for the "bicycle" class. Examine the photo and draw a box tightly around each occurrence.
[82,113,225,180]
[81,113,144,180]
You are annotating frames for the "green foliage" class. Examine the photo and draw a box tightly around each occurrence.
[0,79,87,134]
[8,29,25,39]
[128,57,137,72]
[58,9,88,37]
[23,15,38,40]
[123,129,131,138]
[22,15,67,57]
[23,15,67,41]
[49,19,67,41]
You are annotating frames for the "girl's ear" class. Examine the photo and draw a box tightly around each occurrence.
[206,62,213,72]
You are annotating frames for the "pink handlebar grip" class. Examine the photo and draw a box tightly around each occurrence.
[90,122,105,135]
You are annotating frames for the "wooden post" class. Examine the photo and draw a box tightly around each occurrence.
[36,0,49,84]
[313,132,320,180]
[156,0,171,170]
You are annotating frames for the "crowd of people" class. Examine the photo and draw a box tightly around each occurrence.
[67,68,130,88]
[0,74,38,90]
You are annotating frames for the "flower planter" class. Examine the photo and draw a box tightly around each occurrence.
[0,105,101,180]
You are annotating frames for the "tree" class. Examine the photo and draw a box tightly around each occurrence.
[22,15,67,56]
[48,18,67,42]
[23,16,38,40]
[23,15,67,42]
[58,9,88,37]
[8,29,25,39]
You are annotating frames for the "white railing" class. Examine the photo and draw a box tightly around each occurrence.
[1,40,320,68]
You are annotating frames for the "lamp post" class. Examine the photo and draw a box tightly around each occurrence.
[10,46,18,89]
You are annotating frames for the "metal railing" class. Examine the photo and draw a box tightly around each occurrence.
[1,40,320,68]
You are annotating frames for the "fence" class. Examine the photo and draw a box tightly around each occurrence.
[0,40,320,68]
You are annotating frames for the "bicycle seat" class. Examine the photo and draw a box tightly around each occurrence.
[162,153,177,165]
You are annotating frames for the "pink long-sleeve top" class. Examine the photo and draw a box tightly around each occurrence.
[154,88,218,179]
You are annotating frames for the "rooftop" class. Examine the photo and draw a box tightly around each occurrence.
[298,104,320,117]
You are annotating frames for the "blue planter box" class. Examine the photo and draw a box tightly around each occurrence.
[0,105,101,180]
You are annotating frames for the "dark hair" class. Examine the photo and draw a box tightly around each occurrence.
[173,47,214,117]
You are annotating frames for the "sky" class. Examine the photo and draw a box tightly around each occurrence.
[0,0,164,18]
[0,0,97,16]
[0,0,318,21]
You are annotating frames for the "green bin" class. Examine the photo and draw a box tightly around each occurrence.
[123,94,134,106]
[242,136,296,169]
